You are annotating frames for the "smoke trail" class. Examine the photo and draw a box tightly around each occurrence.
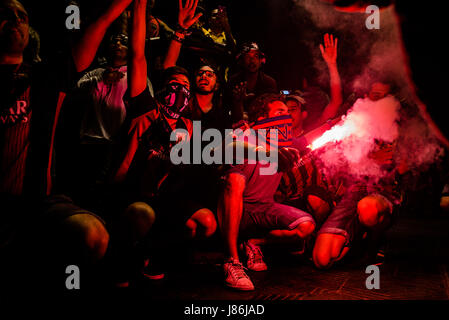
[292,0,446,189]
[313,95,400,182]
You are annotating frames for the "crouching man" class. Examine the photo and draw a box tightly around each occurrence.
[218,93,316,291]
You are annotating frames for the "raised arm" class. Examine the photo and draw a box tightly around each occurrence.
[163,0,202,69]
[316,33,343,125]
[128,0,148,98]
[72,0,132,73]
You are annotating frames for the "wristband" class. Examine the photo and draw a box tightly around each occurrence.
[176,24,192,36]
[172,31,185,43]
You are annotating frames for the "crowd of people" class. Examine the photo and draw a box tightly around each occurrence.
[1,0,447,292]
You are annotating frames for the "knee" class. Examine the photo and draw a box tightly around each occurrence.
[313,249,333,269]
[312,234,347,270]
[440,196,449,212]
[190,208,217,238]
[295,221,315,238]
[69,214,110,261]
[124,202,156,239]
[85,220,109,260]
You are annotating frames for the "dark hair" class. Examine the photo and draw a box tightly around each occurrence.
[369,77,398,96]
[162,66,190,85]
[365,69,398,94]
[248,93,285,122]
[193,57,223,87]
[196,58,219,75]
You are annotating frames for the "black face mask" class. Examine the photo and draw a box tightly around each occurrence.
[160,83,191,119]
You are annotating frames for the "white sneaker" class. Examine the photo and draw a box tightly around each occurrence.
[223,258,255,291]
[243,241,268,271]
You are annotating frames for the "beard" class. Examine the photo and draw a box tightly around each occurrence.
[196,88,214,95]
[195,83,216,95]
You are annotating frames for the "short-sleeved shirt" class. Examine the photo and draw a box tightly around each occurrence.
[227,161,282,205]
[113,88,193,199]
[77,66,155,142]
[77,66,128,141]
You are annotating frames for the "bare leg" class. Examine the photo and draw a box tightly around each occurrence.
[217,173,245,262]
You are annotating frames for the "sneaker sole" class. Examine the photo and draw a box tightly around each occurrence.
[142,273,165,280]
[225,282,255,291]
[247,264,268,272]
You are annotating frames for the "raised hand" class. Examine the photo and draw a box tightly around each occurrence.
[319,33,338,66]
[368,142,394,166]
[73,0,134,72]
[178,0,203,30]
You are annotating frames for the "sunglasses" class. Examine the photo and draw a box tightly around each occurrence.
[110,34,128,46]
[196,70,216,78]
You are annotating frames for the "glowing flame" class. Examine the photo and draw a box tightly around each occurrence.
[309,96,401,151]
[309,121,356,150]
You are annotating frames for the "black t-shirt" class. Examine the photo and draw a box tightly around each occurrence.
[0,57,76,199]
[227,71,278,122]
[228,71,278,98]
[183,94,232,134]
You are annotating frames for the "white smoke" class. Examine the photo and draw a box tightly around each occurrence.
[315,95,400,181]
[396,116,445,171]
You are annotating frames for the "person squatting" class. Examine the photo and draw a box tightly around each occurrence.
[1,0,443,291]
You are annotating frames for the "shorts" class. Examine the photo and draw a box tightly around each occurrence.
[239,201,315,238]
[1,194,105,251]
[317,182,394,246]
[39,194,105,224]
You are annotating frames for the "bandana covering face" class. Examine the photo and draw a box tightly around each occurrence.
[161,83,191,119]
[252,115,293,150]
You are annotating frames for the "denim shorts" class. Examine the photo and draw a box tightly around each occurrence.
[317,182,394,245]
[239,201,315,238]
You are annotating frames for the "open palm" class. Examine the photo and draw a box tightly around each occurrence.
[178,0,202,29]
[320,33,338,65]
